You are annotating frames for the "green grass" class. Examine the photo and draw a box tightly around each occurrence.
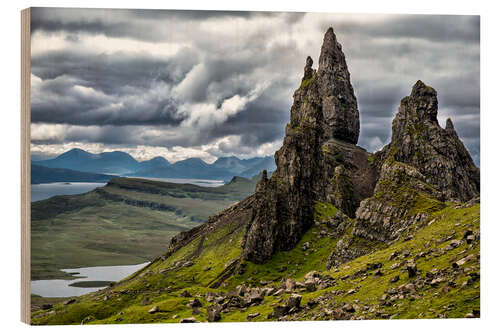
[32,201,479,324]
[300,76,314,88]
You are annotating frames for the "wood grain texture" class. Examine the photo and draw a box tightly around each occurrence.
[21,7,31,324]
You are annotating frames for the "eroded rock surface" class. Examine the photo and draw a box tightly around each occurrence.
[242,28,375,263]
[378,80,480,202]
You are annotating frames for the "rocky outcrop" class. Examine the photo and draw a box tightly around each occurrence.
[352,160,445,243]
[325,80,480,268]
[378,80,480,202]
[241,28,376,263]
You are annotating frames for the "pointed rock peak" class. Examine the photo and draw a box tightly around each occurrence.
[318,27,344,73]
[303,56,314,81]
[411,80,437,98]
[446,118,456,132]
[405,80,439,123]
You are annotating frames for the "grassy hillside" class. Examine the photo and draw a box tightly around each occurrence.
[31,177,258,280]
[31,200,479,324]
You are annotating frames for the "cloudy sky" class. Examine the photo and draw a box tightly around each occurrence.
[30,8,480,165]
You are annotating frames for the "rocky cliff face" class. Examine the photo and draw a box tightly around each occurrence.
[170,28,479,269]
[378,80,480,202]
[326,80,480,268]
[242,31,480,267]
[242,28,377,263]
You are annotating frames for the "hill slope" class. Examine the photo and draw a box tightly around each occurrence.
[31,176,258,280]
[31,200,479,324]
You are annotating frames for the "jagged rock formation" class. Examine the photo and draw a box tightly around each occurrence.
[242,28,377,263]
[378,80,480,202]
[326,80,480,268]
[170,29,479,269]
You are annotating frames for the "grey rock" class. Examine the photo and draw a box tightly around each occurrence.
[206,305,221,322]
[179,317,197,323]
[378,80,479,202]
[286,294,302,309]
[241,27,375,264]
[247,312,260,320]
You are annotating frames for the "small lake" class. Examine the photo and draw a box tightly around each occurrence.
[133,177,225,187]
[31,262,150,297]
[31,182,106,202]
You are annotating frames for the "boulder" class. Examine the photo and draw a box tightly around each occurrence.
[285,278,296,291]
[286,294,302,309]
[180,317,197,323]
[342,303,355,313]
[407,262,418,278]
[389,275,400,283]
[247,312,260,321]
[206,306,221,322]
[188,298,202,308]
[270,305,290,319]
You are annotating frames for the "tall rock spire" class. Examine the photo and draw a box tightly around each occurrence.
[241,28,375,263]
[317,27,360,144]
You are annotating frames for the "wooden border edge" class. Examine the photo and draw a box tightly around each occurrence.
[21,7,31,325]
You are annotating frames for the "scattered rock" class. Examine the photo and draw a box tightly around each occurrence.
[270,305,290,319]
[183,261,194,267]
[347,288,357,295]
[285,278,296,291]
[407,262,418,278]
[148,306,159,314]
[188,298,202,308]
[367,262,383,270]
[342,303,355,313]
[389,275,400,283]
[286,294,302,309]
[180,317,197,323]
[206,306,221,322]
[247,312,260,321]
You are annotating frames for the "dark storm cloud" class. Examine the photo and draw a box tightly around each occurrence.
[31,7,299,43]
[32,49,199,94]
[316,15,479,43]
[31,73,185,126]
[30,9,480,164]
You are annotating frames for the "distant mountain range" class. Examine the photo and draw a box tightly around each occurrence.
[32,148,276,183]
